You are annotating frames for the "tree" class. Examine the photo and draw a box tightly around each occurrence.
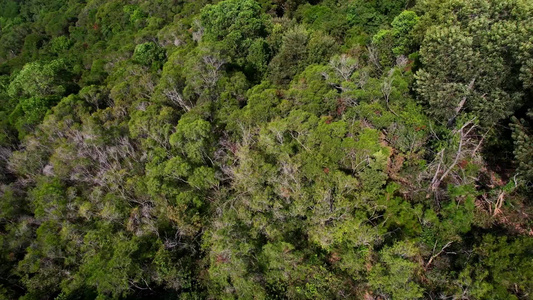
[8,96,58,139]
[372,10,419,66]
[453,235,533,299]
[369,241,424,300]
[132,41,166,69]
[169,113,213,164]
[511,112,533,185]
[415,0,533,127]
[268,25,309,84]
[8,59,71,98]
[0,0,19,19]
[200,0,271,69]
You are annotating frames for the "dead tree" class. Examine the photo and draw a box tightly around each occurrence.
[329,54,359,81]
[446,78,476,128]
[163,86,192,111]
[423,119,485,200]
[382,69,399,117]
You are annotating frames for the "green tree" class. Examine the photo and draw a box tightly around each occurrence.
[132,41,166,69]
[200,0,270,69]
[369,241,424,300]
[268,25,309,84]
[8,59,71,98]
[8,96,58,138]
[511,112,533,184]
[372,10,419,66]
[415,0,532,126]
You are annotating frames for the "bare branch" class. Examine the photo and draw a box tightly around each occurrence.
[446,78,476,127]
[425,241,453,270]
[382,69,399,117]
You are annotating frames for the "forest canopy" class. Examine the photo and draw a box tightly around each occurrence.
[0,0,532,299]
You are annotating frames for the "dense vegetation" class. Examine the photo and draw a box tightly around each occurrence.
[0,0,532,299]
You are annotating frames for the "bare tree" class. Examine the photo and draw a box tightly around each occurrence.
[192,19,204,42]
[163,85,192,111]
[446,78,476,128]
[330,54,359,81]
[0,146,12,164]
[424,119,484,200]
[425,241,454,271]
[357,69,369,89]
[382,69,398,117]
[396,55,409,69]
[201,54,225,87]
[367,45,382,74]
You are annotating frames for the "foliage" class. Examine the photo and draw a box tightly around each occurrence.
[0,0,531,299]
[415,0,533,127]
[132,41,166,69]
